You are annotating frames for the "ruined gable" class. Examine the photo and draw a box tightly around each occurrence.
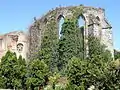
[28,5,114,59]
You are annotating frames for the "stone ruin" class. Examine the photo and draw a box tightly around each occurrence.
[0,5,114,61]
[0,31,28,61]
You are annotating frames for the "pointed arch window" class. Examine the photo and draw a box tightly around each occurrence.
[58,15,64,39]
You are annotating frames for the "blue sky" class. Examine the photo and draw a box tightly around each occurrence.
[0,0,120,50]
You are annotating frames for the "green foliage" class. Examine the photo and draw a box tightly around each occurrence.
[67,57,89,90]
[88,38,120,89]
[49,72,60,89]
[88,36,112,61]
[69,5,83,18]
[67,36,120,89]
[38,8,84,73]
[26,59,49,89]
[0,51,27,89]
[114,49,120,60]
[58,19,84,71]
[17,55,27,89]
[39,18,84,72]
[67,55,120,89]
[90,58,120,89]
[0,71,6,88]
[39,17,58,72]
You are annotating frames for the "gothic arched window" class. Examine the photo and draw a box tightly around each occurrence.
[58,15,64,39]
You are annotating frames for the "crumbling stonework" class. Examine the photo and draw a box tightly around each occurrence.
[0,31,28,61]
[29,5,114,59]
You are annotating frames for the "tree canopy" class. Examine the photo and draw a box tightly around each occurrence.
[0,51,27,89]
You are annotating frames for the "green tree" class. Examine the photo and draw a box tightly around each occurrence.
[17,55,27,89]
[67,57,89,90]
[58,19,84,71]
[87,55,120,89]
[0,51,27,89]
[67,36,120,89]
[86,36,117,89]
[39,19,58,72]
[26,59,49,90]
[88,36,112,61]
[67,54,117,90]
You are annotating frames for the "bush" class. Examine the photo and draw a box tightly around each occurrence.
[67,57,89,89]
[26,59,49,89]
[0,51,27,89]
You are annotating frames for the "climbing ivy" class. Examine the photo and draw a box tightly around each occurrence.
[39,12,59,72]
[69,5,83,19]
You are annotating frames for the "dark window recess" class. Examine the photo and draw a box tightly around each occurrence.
[17,43,23,52]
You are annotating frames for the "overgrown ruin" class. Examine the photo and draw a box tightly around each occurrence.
[29,5,114,59]
[0,5,114,60]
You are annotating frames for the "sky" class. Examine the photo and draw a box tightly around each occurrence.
[0,0,120,50]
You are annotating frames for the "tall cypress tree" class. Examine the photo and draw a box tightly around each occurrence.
[58,19,84,70]
[39,19,58,72]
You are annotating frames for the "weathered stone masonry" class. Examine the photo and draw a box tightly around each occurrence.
[0,5,114,60]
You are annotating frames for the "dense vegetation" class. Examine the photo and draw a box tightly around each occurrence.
[0,51,49,90]
[0,51,27,89]
[0,18,120,90]
[58,19,84,71]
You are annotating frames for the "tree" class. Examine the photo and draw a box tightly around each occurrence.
[88,36,112,61]
[67,36,120,89]
[58,19,84,71]
[67,57,89,90]
[67,54,118,90]
[0,51,27,89]
[26,59,49,90]
[87,55,120,90]
[39,19,58,72]
[17,55,27,89]
[86,36,119,89]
